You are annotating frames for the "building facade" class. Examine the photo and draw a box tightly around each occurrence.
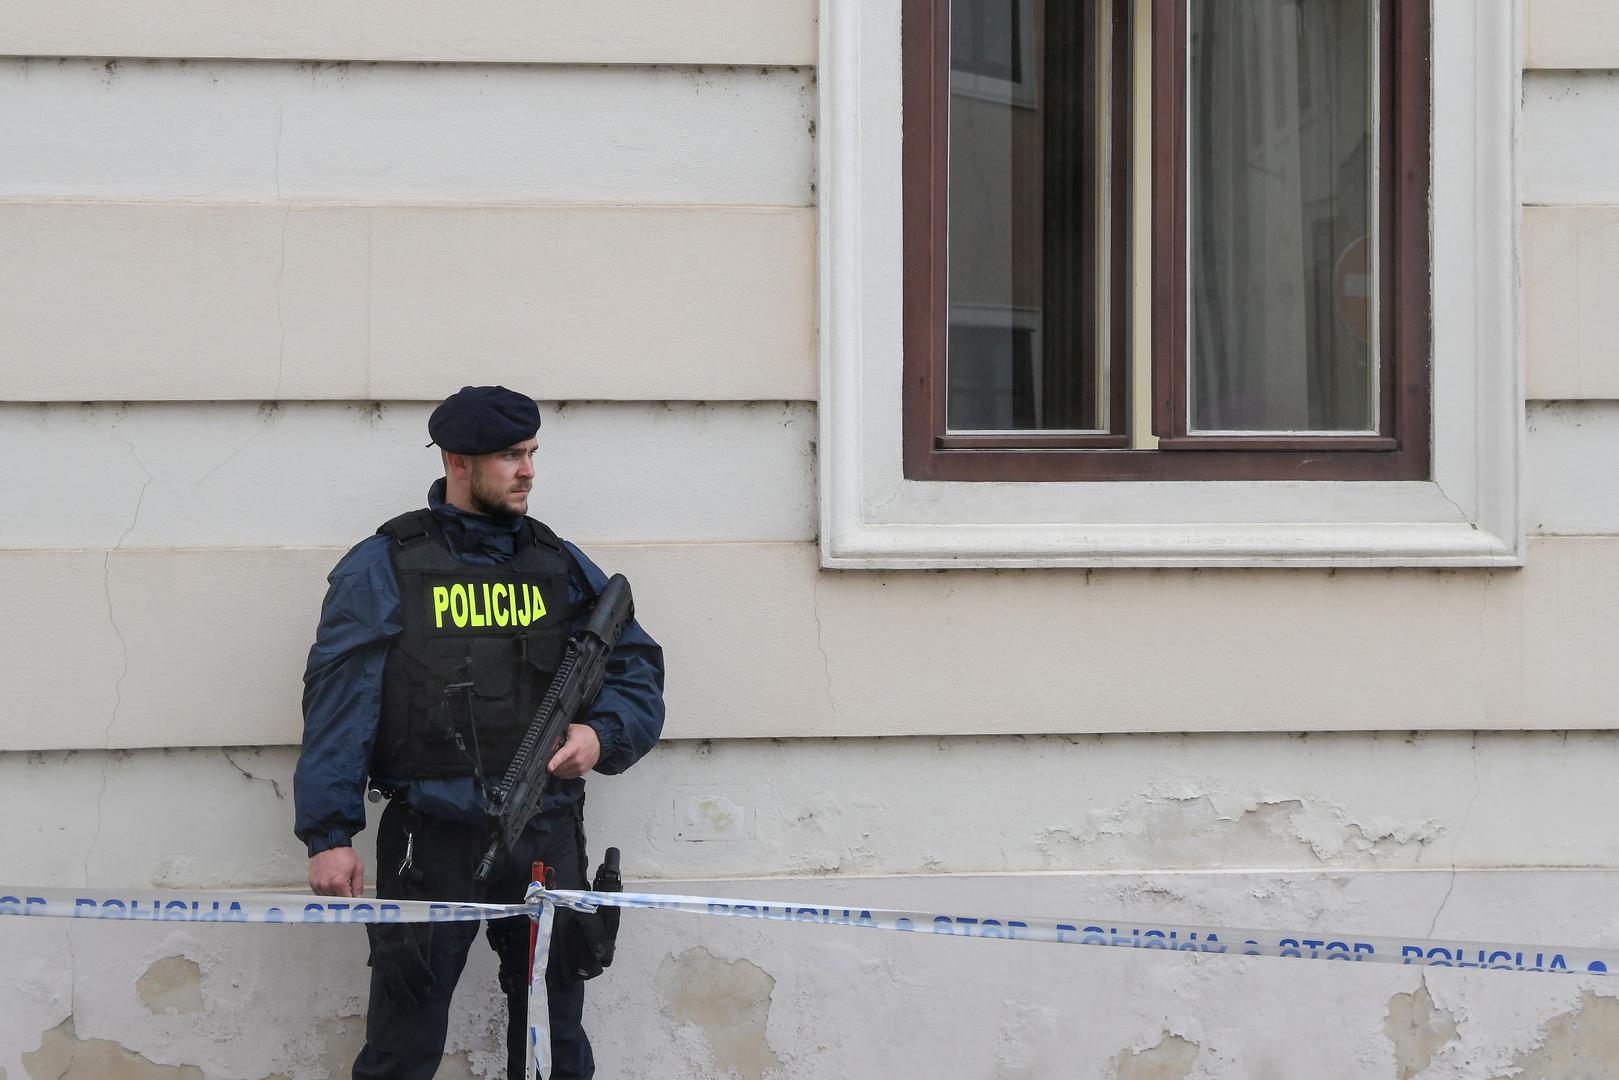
[3,1,1619,1076]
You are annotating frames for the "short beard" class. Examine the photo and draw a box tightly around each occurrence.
[468,469,527,519]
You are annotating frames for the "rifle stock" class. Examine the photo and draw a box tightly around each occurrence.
[473,574,634,884]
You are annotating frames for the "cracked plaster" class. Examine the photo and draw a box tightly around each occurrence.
[86,417,151,889]
[221,749,286,801]
[1424,737,1483,940]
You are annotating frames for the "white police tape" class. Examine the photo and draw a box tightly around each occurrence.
[9,884,1619,1080]
[0,888,532,924]
[7,883,1616,972]
[515,885,1619,1080]
[532,886,1619,977]
[528,895,556,1080]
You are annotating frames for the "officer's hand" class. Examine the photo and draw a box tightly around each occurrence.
[547,723,601,779]
[309,847,365,897]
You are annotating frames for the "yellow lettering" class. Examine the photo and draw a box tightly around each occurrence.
[432,586,450,629]
[449,584,469,628]
[492,583,509,627]
[530,584,547,621]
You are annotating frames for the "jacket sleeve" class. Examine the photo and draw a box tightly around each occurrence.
[563,541,666,774]
[293,535,402,856]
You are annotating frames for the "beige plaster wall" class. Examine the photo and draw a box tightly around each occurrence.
[0,0,817,65]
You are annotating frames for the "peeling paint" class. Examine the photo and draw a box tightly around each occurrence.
[655,946,782,1080]
[1039,791,1441,870]
[1112,1032,1199,1080]
[136,956,204,1015]
[991,1000,1064,1078]
[434,1052,480,1080]
[22,1017,203,1080]
[1385,979,1457,1079]
[314,1015,367,1079]
[1495,991,1619,1079]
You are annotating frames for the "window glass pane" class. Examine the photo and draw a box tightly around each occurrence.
[947,313,1040,429]
[947,0,1109,433]
[1188,0,1376,434]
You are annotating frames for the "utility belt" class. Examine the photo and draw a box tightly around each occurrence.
[371,790,621,985]
[364,777,583,821]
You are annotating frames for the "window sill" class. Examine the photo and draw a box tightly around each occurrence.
[823,518,1520,569]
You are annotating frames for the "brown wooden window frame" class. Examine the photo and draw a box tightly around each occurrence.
[902,0,1432,482]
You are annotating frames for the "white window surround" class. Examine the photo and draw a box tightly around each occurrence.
[817,0,1522,568]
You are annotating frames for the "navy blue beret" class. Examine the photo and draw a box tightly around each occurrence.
[427,385,540,455]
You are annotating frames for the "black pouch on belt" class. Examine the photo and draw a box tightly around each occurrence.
[554,847,623,984]
[591,846,622,968]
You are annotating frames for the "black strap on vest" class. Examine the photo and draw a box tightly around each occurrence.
[379,509,438,548]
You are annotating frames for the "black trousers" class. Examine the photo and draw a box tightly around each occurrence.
[353,799,594,1080]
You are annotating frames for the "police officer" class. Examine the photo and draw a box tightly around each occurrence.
[294,385,665,1080]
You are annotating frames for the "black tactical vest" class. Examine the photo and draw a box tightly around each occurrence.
[372,509,581,784]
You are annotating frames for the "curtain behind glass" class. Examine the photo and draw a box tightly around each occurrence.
[1188,0,1375,434]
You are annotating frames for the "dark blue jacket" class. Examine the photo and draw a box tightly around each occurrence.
[294,481,665,856]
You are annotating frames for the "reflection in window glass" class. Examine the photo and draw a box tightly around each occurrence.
[947,312,1041,429]
[953,0,1022,82]
[1189,0,1376,434]
[947,0,1109,433]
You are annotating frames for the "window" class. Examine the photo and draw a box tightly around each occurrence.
[818,0,1517,567]
[903,0,1431,481]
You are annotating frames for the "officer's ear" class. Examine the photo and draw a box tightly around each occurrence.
[443,450,472,481]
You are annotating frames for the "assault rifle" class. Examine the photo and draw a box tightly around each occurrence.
[473,573,634,884]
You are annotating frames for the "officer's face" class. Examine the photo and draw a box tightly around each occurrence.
[468,439,537,518]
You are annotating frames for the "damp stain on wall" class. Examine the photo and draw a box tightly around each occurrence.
[1111,1032,1200,1080]
[22,1018,203,1080]
[1496,991,1619,1079]
[136,956,204,1016]
[654,946,783,1080]
[1385,980,1458,1079]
